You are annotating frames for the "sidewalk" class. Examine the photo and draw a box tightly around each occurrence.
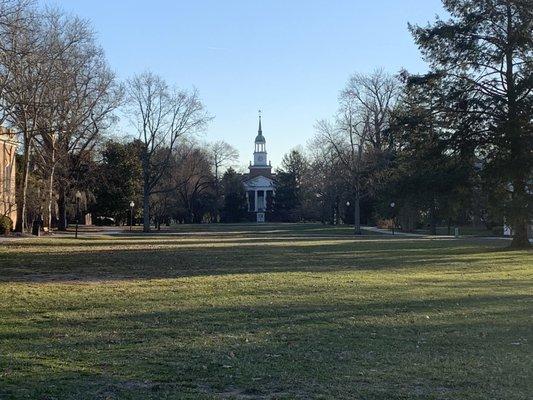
[362,226,433,237]
[362,226,524,242]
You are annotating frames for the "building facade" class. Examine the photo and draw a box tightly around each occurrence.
[0,127,17,228]
[242,113,275,222]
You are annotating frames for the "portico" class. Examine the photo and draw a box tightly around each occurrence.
[242,112,276,222]
[245,182,275,212]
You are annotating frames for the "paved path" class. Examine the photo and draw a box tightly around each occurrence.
[362,225,527,242]
[362,226,434,237]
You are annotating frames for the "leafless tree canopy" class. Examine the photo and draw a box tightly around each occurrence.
[0,2,122,231]
[209,140,239,181]
[341,68,400,151]
[126,71,211,231]
[314,69,399,233]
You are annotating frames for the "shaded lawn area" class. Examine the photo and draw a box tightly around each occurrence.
[0,224,531,399]
[113,222,377,237]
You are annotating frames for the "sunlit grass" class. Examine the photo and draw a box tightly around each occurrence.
[0,224,531,399]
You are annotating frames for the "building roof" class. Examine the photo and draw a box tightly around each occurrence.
[255,114,266,143]
[242,174,276,190]
[245,167,273,181]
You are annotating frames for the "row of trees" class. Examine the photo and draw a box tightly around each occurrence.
[1,0,530,248]
[0,1,220,233]
[0,1,275,233]
[1,0,121,231]
[272,0,532,248]
[91,138,245,228]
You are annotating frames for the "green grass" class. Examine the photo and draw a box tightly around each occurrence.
[0,223,531,399]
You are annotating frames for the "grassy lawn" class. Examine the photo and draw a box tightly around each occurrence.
[0,224,531,399]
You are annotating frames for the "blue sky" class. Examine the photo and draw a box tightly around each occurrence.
[49,0,444,169]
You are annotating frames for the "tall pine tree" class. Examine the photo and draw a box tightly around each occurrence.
[410,0,532,247]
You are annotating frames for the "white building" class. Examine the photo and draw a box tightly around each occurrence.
[243,113,275,222]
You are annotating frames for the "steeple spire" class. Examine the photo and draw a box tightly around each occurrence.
[253,109,267,166]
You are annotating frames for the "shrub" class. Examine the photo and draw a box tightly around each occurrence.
[0,215,13,235]
[377,219,395,229]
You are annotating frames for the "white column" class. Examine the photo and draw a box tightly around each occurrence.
[254,190,258,212]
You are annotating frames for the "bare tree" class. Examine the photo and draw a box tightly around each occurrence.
[126,71,210,232]
[0,0,33,125]
[0,5,57,232]
[315,99,370,234]
[1,6,121,232]
[208,140,238,221]
[343,69,399,152]
[209,140,239,182]
[174,146,214,223]
[32,11,122,230]
[314,70,399,233]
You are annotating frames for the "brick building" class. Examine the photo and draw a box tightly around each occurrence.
[0,127,17,228]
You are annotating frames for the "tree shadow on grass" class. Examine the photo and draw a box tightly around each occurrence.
[0,238,522,282]
[1,294,530,399]
[0,237,521,283]
[1,233,387,249]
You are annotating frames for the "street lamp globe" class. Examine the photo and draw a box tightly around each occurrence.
[130,201,135,208]
[346,201,350,206]
[390,202,395,208]
[75,190,82,199]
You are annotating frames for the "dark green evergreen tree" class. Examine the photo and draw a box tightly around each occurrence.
[273,171,299,222]
[273,149,308,222]
[220,168,247,223]
[92,140,143,224]
[410,0,532,247]
[384,72,472,234]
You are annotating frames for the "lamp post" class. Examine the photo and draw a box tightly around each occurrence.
[315,193,324,224]
[346,201,351,230]
[390,202,396,235]
[75,191,82,239]
[129,201,135,231]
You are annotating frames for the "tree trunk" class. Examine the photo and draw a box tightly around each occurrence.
[510,177,530,248]
[142,183,150,232]
[505,7,530,249]
[511,222,529,248]
[354,190,361,235]
[214,165,220,222]
[141,151,151,232]
[57,185,67,231]
[429,197,437,236]
[15,141,31,233]
[334,197,339,225]
[45,163,56,230]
